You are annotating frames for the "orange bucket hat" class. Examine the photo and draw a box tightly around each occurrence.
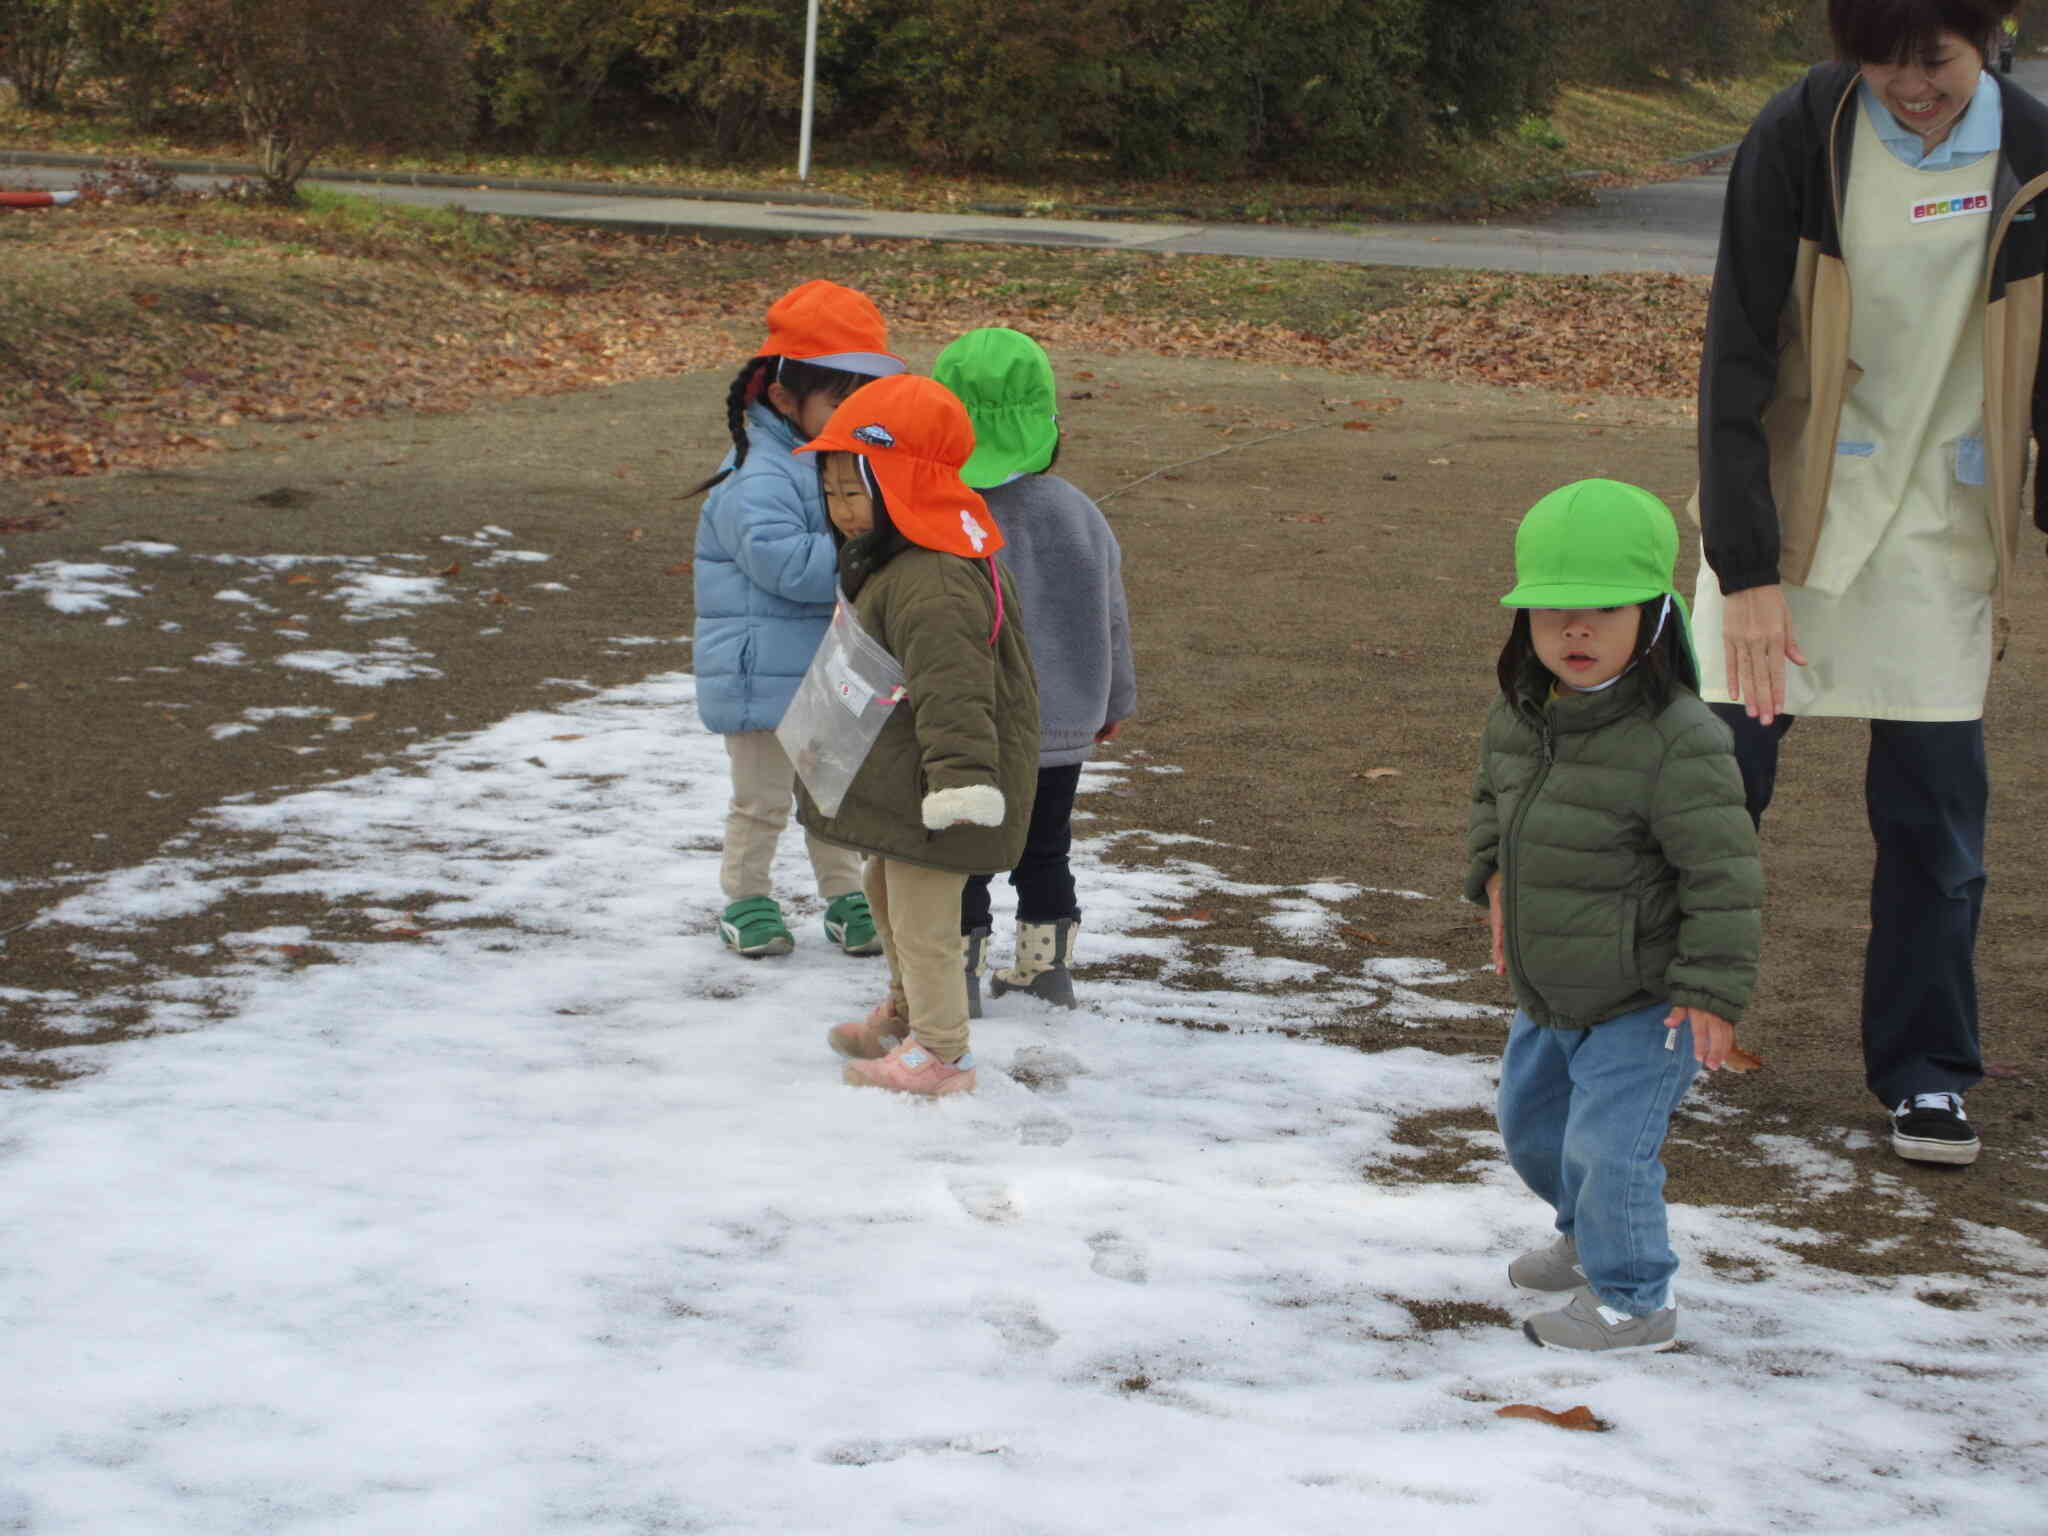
[797,376,1004,560]
[758,280,907,377]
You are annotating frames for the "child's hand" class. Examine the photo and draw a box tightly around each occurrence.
[1662,1004,1736,1069]
[1095,719,1123,744]
[1484,870,1504,975]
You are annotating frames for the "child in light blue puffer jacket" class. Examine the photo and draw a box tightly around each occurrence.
[689,281,905,959]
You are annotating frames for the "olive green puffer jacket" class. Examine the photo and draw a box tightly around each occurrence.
[1464,662,1762,1029]
[796,541,1039,875]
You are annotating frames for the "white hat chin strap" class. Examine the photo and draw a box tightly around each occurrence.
[1572,595,1670,694]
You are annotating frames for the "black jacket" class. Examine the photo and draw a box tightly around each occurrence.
[1696,63,2048,600]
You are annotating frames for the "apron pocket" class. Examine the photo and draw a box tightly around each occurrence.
[1945,436,1999,593]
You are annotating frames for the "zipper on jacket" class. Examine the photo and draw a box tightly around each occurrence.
[1499,710,1556,1011]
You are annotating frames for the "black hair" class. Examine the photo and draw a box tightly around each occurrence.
[1494,599,1697,711]
[1829,0,2014,63]
[686,356,873,498]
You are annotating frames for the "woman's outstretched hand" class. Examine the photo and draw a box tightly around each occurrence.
[1722,584,1807,725]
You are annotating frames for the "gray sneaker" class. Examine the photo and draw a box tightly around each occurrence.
[1523,1286,1677,1353]
[1508,1233,1585,1292]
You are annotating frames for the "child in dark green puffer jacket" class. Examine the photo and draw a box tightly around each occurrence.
[1465,479,1763,1355]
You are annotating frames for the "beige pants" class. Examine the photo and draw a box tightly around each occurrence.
[865,855,971,1062]
[720,731,864,904]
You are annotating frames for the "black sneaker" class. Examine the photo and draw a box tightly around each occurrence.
[1891,1093,1981,1166]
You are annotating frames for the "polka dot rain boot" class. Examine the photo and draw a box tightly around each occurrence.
[989,918,1077,1010]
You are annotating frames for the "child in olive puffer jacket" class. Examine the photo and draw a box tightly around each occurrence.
[1466,478,1762,1354]
[793,375,1041,1098]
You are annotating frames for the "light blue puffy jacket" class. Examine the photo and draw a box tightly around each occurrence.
[692,404,840,734]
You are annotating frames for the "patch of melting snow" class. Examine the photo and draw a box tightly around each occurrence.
[7,561,143,614]
[275,639,441,687]
[0,671,2039,1536]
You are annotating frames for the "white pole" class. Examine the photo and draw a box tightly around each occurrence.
[797,0,820,182]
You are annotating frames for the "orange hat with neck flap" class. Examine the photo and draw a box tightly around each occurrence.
[797,375,1003,559]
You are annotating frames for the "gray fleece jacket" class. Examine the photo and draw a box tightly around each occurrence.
[982,474,1137,766]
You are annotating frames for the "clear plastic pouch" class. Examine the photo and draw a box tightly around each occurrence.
[776,587,907,817]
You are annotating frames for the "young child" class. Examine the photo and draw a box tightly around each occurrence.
[690,280,906,959]
[1465,479,1762,1353]
[790,374,1041,1096]
[931,328,1136,1015]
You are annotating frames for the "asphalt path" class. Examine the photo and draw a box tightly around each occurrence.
[6,54,2047,275]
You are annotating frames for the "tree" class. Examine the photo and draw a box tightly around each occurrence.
[161,0,472,202]
[1420,0,1559,140]
[74,0,207,130]
[0,0,76,108]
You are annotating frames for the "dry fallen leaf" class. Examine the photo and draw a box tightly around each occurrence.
[550,734,585,742]
[1340,926,1379,944]
[1497,1403,1608,1433]
[1363,767,1401,779]
[1342,420,1374,431]
[664,561,693,575]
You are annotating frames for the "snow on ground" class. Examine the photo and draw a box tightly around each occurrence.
[2,671,2045,1533]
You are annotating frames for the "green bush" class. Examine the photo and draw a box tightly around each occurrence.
[72,0,209,129]
[0,0,76,107]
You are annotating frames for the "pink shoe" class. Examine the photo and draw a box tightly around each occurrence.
[842,1039,977,1096]
[827,1001,908,1061]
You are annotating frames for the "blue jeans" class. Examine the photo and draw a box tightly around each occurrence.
[1497,1002,1700,1315]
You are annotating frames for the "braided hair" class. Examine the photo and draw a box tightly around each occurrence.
[687,356,872,497]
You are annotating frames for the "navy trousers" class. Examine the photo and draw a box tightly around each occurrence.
[1712,705,1986,1107]
[962,763,1082,931]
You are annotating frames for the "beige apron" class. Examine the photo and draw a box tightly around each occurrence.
[1696,99,1999,721]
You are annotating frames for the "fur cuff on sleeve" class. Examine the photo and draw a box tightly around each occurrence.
[922,784,1006,830]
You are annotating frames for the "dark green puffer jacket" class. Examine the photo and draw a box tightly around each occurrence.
[1464,661,1762,1029]
[796,534,1039,876]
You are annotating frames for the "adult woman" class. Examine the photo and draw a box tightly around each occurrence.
[1694,0,2048,1167]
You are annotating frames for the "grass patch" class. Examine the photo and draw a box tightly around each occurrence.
[0,192,1710,480]
[2,63,1803,223]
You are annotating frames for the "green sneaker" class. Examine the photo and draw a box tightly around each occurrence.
[719,896,793,958]
[823,892,883,956]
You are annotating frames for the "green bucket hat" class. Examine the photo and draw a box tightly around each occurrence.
[1501,478,1697,676]
[931,327,1060,489]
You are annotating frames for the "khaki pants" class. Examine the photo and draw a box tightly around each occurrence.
[865,855,971,1062]
[720,731,864,905]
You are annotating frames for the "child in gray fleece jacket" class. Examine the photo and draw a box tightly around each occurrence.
[932,328,1137,1013]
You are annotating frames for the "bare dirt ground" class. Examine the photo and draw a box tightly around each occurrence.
[3,348,2043,1286]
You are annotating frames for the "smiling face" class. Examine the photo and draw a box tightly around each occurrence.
[1529,605,1642,692]
[1860,29,1985,151]
[819,452,874,540]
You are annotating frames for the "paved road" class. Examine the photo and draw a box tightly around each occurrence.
[6,55,2046,276]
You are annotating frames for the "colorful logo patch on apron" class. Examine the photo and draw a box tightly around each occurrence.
[1910,193,1991,224]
